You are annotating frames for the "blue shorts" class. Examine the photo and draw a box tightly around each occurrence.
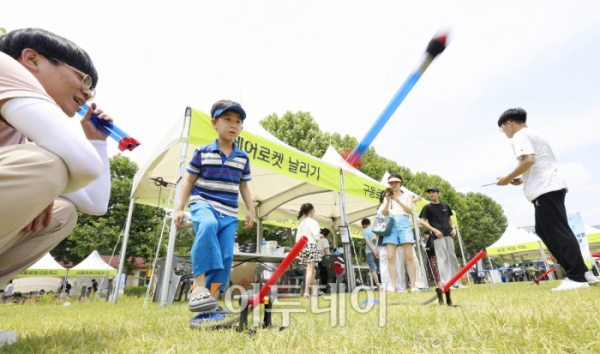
[190,202,239,292]
[382,215,414,245]
[366,252,380,272]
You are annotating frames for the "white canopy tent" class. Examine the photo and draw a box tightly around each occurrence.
[485,224,556,281]
[67,250,117,295]
[11,253,66,293]
[118,107,396,306]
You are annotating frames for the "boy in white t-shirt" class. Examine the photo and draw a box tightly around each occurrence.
[496,108,598,291]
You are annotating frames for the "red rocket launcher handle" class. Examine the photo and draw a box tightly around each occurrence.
[536,266,556,282]
[249,236,308,307]
[442,251,486,293]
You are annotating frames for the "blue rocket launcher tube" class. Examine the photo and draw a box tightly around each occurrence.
[346,32,448,166]
[77,104,141,151]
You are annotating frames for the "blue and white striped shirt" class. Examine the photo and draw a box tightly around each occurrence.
[186,139,252,217]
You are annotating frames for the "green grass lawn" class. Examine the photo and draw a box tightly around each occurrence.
[1,281,599,353]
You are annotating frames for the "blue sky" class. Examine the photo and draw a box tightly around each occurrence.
[3,1,599,227]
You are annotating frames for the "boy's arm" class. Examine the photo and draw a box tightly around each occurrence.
[240,181,255,230]
[174,173,196,228]
[497,154,535,185]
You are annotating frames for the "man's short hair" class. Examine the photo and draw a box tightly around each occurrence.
[498,108,526,127]
[0,28,99,88]
[211,99,242,119]
[361,218,371,227]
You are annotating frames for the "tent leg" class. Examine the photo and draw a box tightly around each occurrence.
[411,205,429,289]
[160,108,192,308]
[487,255,495,283]
[256,205,263,252]
[339,169,356,292]
[112,198,135,304]
[456,228,470,285]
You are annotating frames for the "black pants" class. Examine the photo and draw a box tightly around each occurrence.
[317,262,328,287]
[534,189,587,282]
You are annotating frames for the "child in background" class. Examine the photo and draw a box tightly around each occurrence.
[296,203,324,298]
[175,100,254,315]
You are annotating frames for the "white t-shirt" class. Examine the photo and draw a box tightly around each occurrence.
[5,284,13,296]
[317,238,330,253]
[511,128,567,202]
[296,217,320,244]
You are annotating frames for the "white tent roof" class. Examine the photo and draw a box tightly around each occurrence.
[586,224,600,235]
[71,250,116,271]
[488,224,541,249]
[27,253,66,271]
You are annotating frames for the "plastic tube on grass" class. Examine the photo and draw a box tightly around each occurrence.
[77,104,141,152]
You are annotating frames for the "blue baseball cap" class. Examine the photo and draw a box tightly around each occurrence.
[212,104,246,121]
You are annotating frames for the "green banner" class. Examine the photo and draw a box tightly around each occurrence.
[69,269,117,277]
[486,241,542,256]
[16,269,66,277]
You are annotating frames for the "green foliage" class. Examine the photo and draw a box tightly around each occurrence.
[53,154,167,274]
[260,111,508,257]
[123,286,149,297]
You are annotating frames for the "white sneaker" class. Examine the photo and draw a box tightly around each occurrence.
[454,284,468,289]
[0,330,17,348]
[585,271,599,285]
[551,278,590,292]
[396,289,408,293]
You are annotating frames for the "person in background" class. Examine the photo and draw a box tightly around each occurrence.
[362,218,381,291]
[296,203,323,298]
[91,279,98,292]
[423,231,441,287]
[317,228,331,256]
[379,174,419,293]
[419,187,465,289]
[2,280,13,301]
[317,228,331,289]
[374,190,405,293]
[496,107,598,290]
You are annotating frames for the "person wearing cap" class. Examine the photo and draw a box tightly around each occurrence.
[497,108,598,291]
[175,99,255,315]
[378,173,420,293]
[419,187,463,288]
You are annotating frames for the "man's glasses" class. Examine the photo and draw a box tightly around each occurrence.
[51,58,96,100]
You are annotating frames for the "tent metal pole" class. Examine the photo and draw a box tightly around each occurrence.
[112,197,135,304]
[256,205,263,251]
[487,255,495,283]
[411,203,429,288]
[160,108,192,308]
[332,217,338,249]
[339,169,356,292]
[455,227,470,285]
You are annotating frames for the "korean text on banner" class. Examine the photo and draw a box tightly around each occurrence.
[187,109,339,193]
[568,212,593,269]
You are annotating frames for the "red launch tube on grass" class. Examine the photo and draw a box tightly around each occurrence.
[249,236,308,307]
[536,266,556,282]
[442,251,486,293]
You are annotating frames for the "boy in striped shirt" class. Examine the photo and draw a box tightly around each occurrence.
[175,100,254,314]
